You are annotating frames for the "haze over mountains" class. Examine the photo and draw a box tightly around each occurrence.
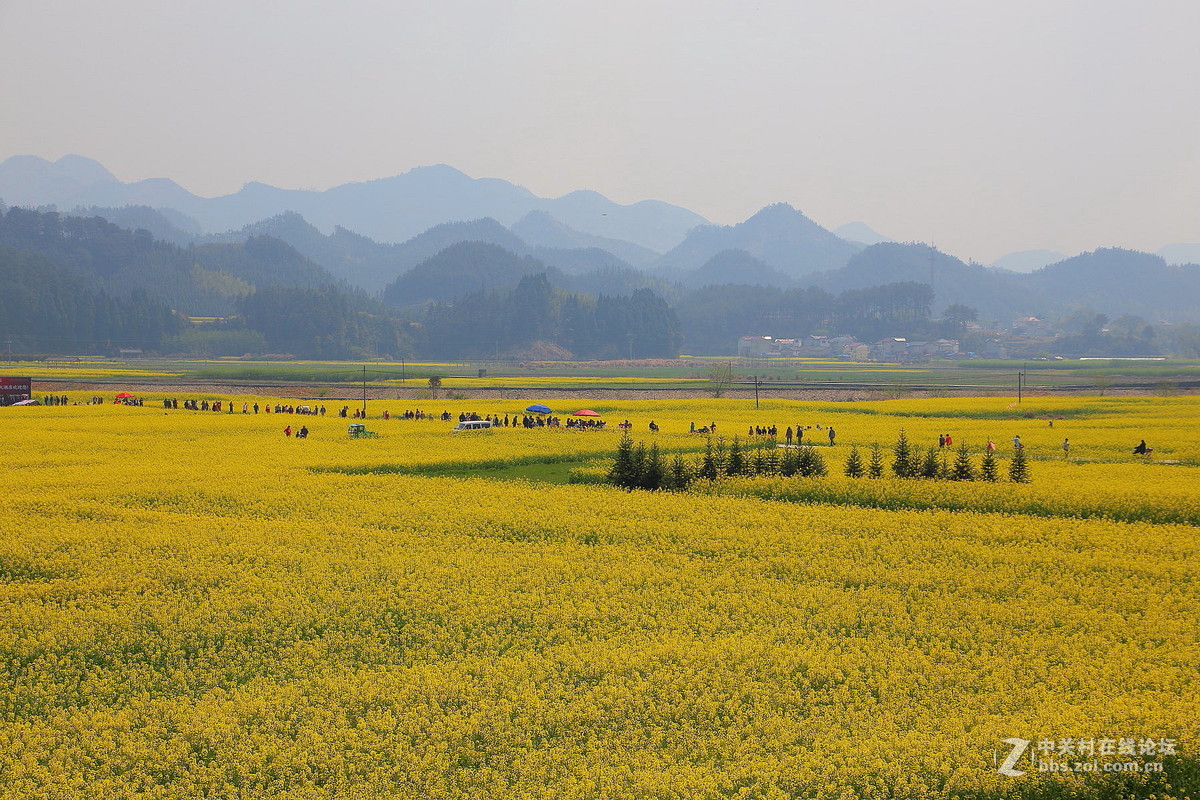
[0,155,705,254]
[4,154,1200,336]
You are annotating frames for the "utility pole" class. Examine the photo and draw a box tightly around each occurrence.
[1017,364,1026,403]
[361,364,368,418]
[753,375,760,409]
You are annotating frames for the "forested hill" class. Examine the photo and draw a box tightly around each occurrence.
[654,203,863,279]
[0,245,181,354]
[423,274,683,361]
[383,242,549,307]
[0,207,340,316]
[204,213,648,294]
[1023,248,1200,321]
[812,242,1037,320]
[0,206,679,360]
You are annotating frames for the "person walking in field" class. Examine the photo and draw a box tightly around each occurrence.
[785,427,793,445]
[828,427,836,446]
[938,434,946,448]
[986,439,996,453]
[1012,435,1023,449]
[1062,438,1070,457]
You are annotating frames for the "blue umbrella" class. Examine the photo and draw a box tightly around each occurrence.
[526,403,552,414]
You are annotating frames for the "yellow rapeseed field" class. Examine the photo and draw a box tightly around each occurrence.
[0,393,1197,799]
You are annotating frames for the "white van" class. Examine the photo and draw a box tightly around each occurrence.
[453,420,493,431]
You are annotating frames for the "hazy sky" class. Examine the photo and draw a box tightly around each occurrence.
[2,0,1198,262]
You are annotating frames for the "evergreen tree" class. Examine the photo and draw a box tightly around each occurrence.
[699,438,719,480]
[908,446,924,478]
[727,436,746,476]
[1009,445,1031,483]
[868,443,884,478]
[714,438,728,476]
[920,446,941,479]
[631,443,647,487]
[750,450,766,476]
[892,430,913,477]
[950,442,976,481]
[668,454,692,491]
[844,446,865,478]
[797,446,828,477]
[779,446,798,477]
[642,442,665,491]
[980,449,999,482]
[608,431,636,489]
[763,444,780,476]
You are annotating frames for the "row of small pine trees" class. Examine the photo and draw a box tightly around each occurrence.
[842,430,1030,483]
[608,434,827,491]
[608,429,1029,492]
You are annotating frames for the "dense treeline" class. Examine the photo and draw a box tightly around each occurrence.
[0,246,181,353]
[239,286,415,360]
[0,206,415,359]
[608,434,827,492]
[0,207,338,316]
[423,273,682,360]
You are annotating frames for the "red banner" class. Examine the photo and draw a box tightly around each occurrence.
[0,377,32,401]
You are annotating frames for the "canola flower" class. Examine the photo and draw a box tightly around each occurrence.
[0,394,1197,799]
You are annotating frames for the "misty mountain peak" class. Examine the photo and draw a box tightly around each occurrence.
[0,153,119,207]
[655,202,862,279]
[834,221,893,246]
[404,164,473,183]
[51,154,120,185]
[749,202,804,220]
[556,189,608,203]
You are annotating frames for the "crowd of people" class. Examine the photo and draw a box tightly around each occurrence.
[724,423,837,446]
[27,394,1164,459]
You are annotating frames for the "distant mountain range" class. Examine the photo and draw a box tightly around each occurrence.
[0,155,707,253]
[5,154,1200,329]
[654,203,864,280]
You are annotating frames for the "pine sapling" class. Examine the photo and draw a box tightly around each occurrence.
[920,446,940,479]
[951,442,975,481]
[980,449,999,482]
[892,429,912,477]
[844,445,865,478]
[868,442,884,478]
[1009,444,1031,483]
